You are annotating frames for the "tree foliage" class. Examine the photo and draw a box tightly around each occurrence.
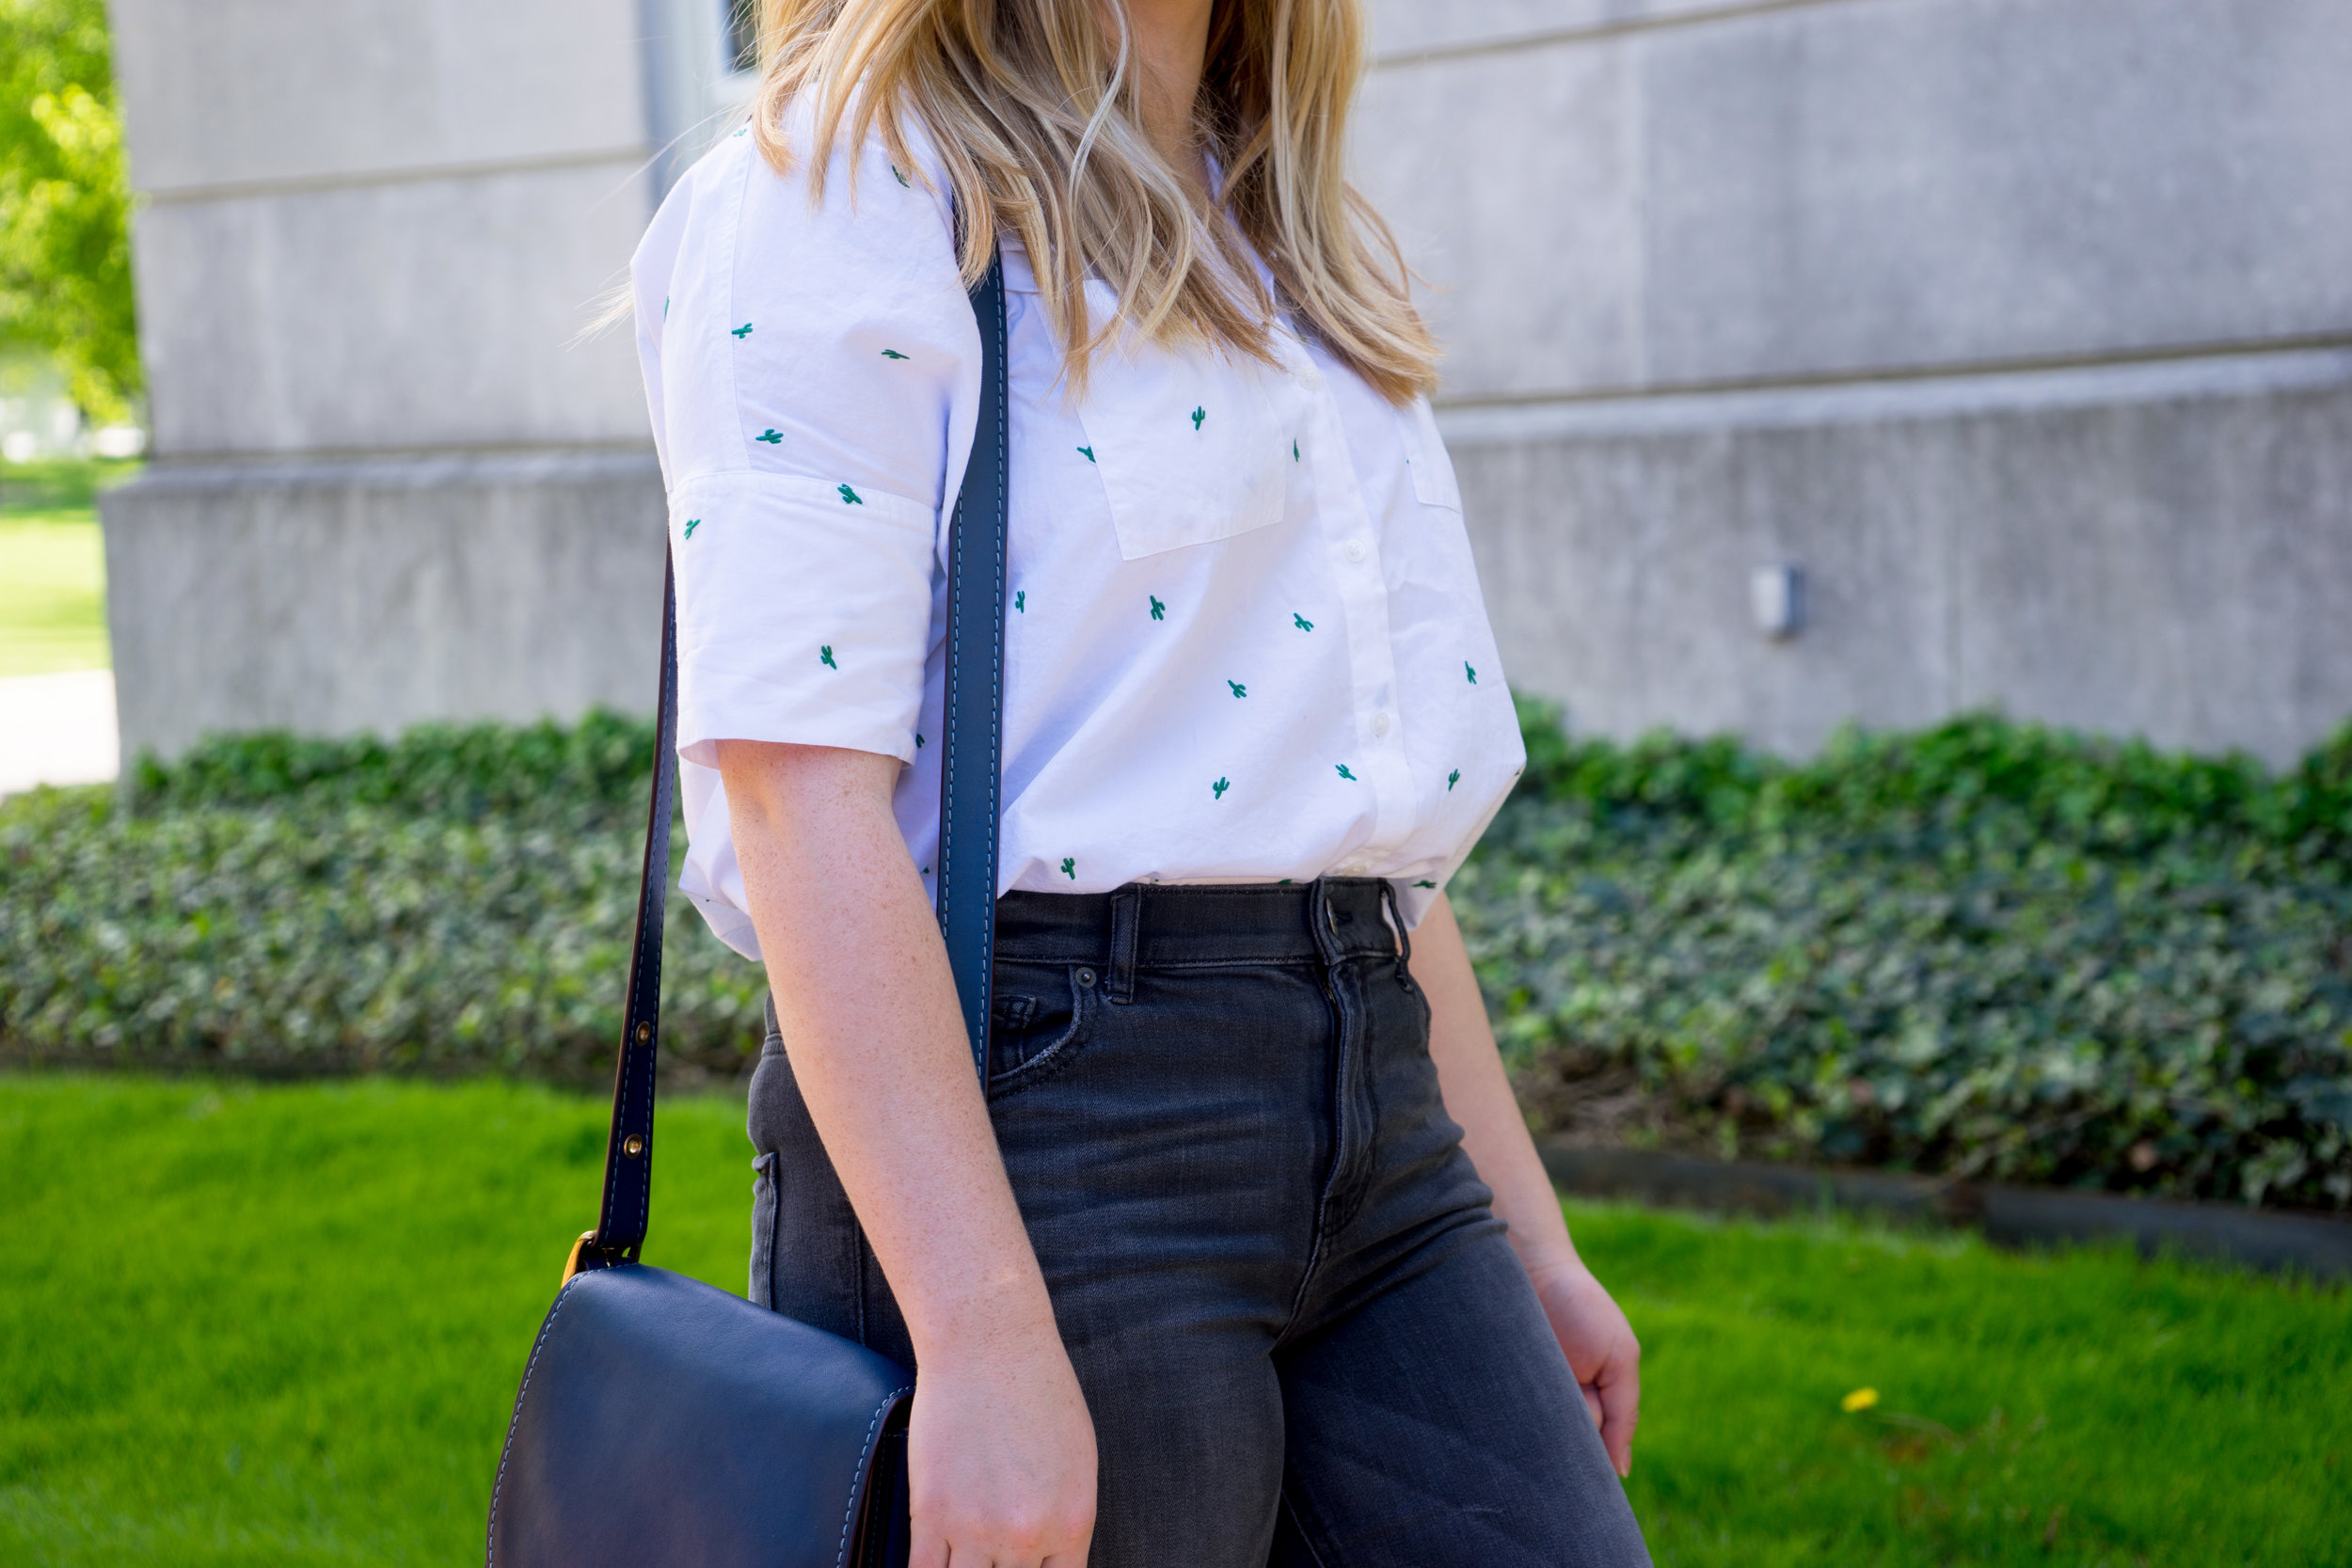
[0,0,136,422]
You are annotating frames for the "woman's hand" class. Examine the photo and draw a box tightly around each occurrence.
[909,1323,1098,1568]
[1527,1258,1641,1478]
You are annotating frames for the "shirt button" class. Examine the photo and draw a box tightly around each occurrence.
[1297,363,1325,391]
[1339,858,1369,876]
[1344,539,1367,563]
[1373,710,1391,737]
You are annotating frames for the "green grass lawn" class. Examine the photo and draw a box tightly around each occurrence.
[0,460,131,677]
[3,1075,2344,1567]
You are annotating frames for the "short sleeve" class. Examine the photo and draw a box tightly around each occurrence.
[631,109,980,768]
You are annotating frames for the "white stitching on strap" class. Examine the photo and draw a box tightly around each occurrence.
[834,1386,915,1568]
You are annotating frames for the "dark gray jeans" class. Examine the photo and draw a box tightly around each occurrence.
[749,879,1651,1566]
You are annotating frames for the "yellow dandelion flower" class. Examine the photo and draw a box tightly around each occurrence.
[1840,1387,1880,1413]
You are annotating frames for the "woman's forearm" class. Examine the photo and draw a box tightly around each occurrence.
[715,739,1058,1363]
[718,739,1098,1557]
[1414,894,1585,1279]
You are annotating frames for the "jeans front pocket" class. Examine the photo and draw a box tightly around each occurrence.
[985,961,1100,1097]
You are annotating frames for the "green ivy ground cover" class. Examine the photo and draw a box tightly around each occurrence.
[1463,702,2352,1212]
[2,705,2347,1207]
[4,1075,2344,1567]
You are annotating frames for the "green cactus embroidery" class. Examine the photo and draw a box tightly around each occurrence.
[1334,764,1357,782]
[819,645,837,670]
[731,323,754,339]
[1414,879,1437,889]
[1227,680,1247,699]
[733,127,748,139]
[1465,661,1478,685]
[882,349,910,360]
[1149,594,1166,622]
[1190,406,1206,431]
[838,483,863,505]
[1014,590,1025,613]
[662,296,669,318]
[1447,768,1460,791]
[891,164,912,187]
[682,517,701,540]
[755,429,783,444]
[1213,777,1230,800]
[1059,857,1076,880]
[915,733,925,748]
[1278,879,1294,885]
[1293,612,1313,632]
[1293,439,1300,462]
[1077,446,1095,463]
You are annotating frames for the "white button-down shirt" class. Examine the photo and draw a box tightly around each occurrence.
[632,110,1524,959]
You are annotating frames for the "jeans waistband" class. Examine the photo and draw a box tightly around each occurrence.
[993,879,1403,974]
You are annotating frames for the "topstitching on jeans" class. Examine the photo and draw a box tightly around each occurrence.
[1276,885,1359,1345]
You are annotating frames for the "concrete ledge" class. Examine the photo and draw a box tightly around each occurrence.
[100,448,668,759]
[1457,364,2352,764]
[1542,1142,2352,1280]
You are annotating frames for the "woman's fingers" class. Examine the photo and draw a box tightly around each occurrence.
[1595,1354,1641,1479]
[1581,1381,1605,1430]
[908,1522,951,1568]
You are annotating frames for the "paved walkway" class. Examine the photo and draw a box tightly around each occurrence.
[0,670,119,795]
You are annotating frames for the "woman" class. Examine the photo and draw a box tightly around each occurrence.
[629,1,1649,1563]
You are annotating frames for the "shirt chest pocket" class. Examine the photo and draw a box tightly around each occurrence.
[1075,297,1306,561]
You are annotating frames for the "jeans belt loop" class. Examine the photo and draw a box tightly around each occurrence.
[1106,885,1141,1005]
[1378,878,1415,992]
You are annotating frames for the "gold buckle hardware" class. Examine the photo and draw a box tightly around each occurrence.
[560,1229,599,1287]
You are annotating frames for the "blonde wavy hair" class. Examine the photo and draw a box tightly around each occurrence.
[746,0,1437,404]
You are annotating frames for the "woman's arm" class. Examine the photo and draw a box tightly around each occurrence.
[1415,893,1641,1479]
[718,739,1097,1568]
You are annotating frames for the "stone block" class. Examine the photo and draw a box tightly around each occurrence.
[109,0,648,194]
[1443,350,2352,764]
[101,451,669,759]
[1355,37,1646,395]
[131,164,656,455]
[1355,0,2352,401]
[1640,0,2352,387]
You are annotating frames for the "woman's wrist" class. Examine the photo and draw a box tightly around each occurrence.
[905,1273,1067,1371]
[1512,1236,1592,1289]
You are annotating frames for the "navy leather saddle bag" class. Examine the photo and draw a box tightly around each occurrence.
[486,253,1011,1568]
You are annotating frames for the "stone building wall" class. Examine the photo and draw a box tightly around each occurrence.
[99,0,2352,763]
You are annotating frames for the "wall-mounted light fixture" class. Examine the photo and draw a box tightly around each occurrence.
[1751,562,1804,640]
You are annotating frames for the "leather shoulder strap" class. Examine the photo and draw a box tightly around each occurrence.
[934,249,1009,1077]
[583,250,1010,1264]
